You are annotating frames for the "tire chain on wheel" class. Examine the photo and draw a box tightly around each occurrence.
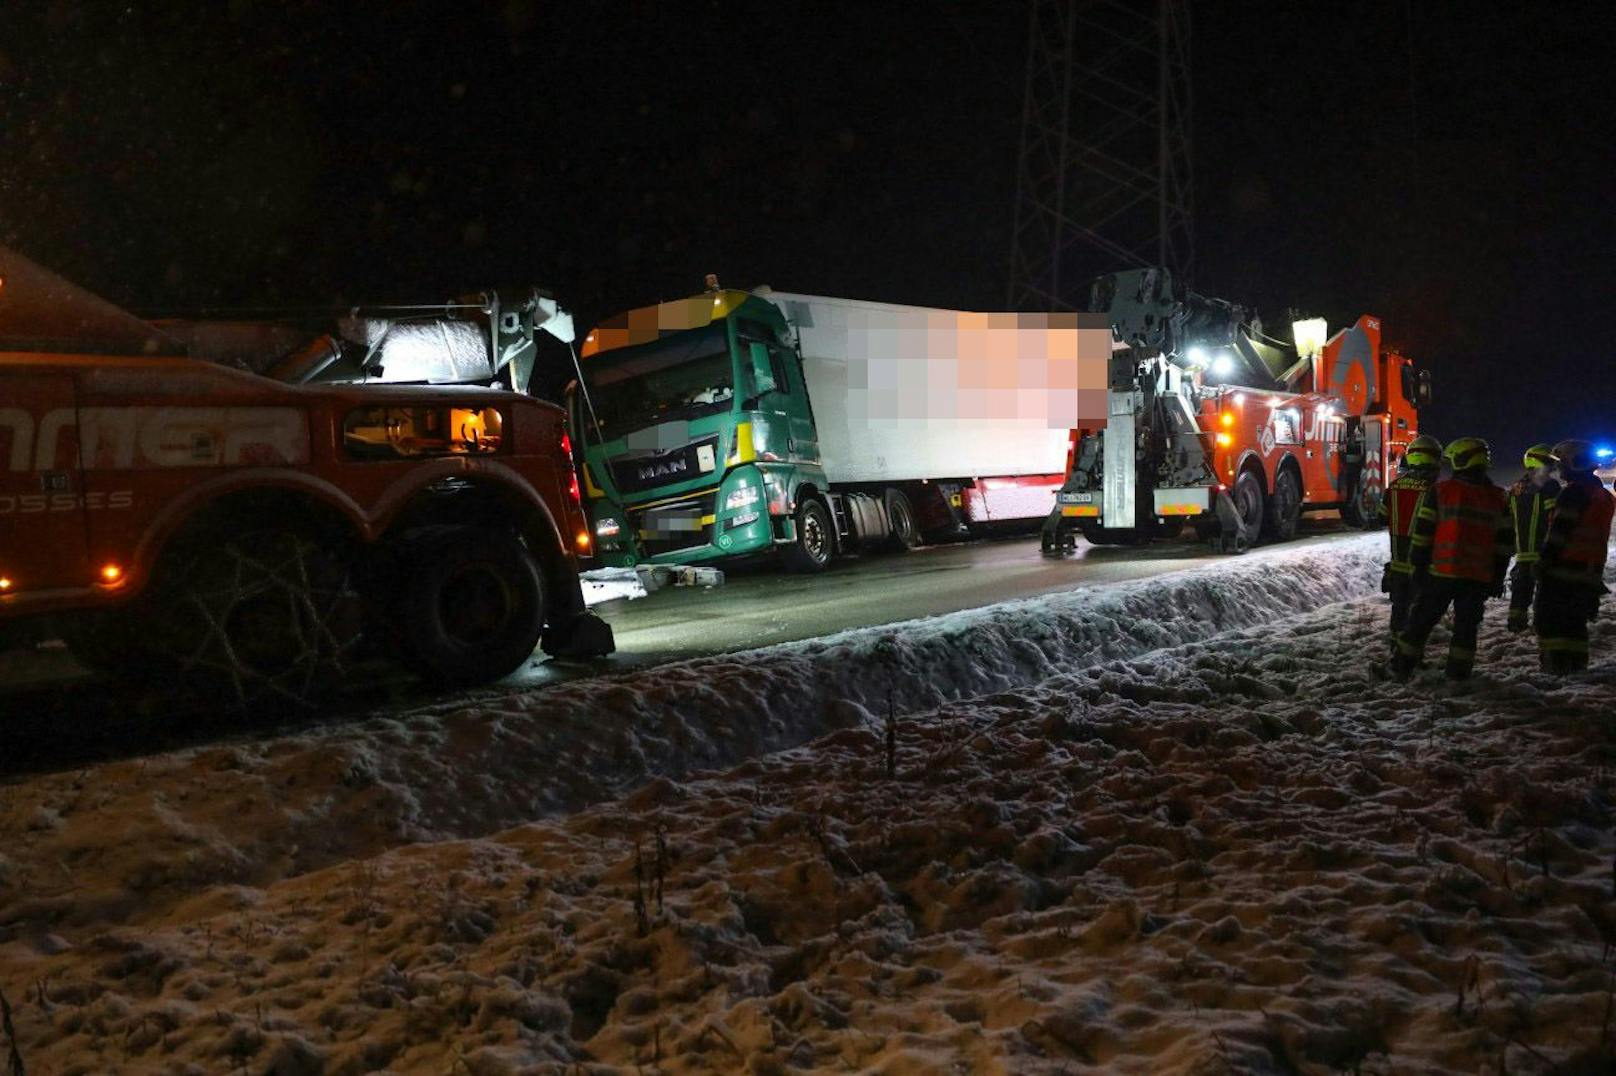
[160,532,361,709]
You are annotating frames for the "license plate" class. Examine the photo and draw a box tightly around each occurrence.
[1058,491,1095,505]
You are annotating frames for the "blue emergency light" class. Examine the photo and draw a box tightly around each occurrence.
[1597,446,1614,460]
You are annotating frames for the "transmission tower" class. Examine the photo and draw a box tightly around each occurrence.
[1007,0,1193,311]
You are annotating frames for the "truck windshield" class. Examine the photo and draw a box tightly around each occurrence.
[585,323,734,435]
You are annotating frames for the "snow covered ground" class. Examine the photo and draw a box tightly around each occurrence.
[2,534,1614,1073]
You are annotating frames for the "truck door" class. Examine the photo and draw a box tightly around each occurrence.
[777,340,819,463]
[0,374,90,593]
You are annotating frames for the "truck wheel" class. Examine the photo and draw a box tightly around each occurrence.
[1265,468,1302,542]
[1341,472,1383,530]
[781,497,834,573]
[1233,470,1266,543]
[149,530,362,709]
[402,529,546,686]
[881,488,920,552]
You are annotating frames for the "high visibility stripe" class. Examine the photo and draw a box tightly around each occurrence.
[1540,637,1591,654]
[1515,551,1540,564]
[1389,562,1415,574]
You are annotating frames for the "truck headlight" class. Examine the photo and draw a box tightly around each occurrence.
[723,485,760,511]
[594,517,621,538]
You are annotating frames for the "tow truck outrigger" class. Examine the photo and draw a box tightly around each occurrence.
[1043,268,1430,555]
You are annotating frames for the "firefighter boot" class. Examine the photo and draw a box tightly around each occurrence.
[1444,653,1475,681]
[1506,606,1529,632]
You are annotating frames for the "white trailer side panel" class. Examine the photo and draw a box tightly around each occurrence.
[762,291,1109,485]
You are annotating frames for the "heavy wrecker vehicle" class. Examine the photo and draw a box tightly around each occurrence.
[1042,268,1430,554]
[0,244,613,707]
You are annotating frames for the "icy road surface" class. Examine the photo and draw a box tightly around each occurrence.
[545,522,1360,679]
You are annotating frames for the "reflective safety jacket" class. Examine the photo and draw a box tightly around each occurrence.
[1409,471,1512,584]
[1380,466,1438,573]
[1507,475,1561,563]
[1542,473,1615,586]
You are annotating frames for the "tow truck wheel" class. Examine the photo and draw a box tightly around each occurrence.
[781,497,834,573]
[150,529,362,709]
[1266,468,1302,542]
[1341,473,1383,530]
[881,488,920,552]
[401,528,546,686]
[1233,470,1266,544]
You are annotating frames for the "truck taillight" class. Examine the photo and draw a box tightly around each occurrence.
[560,430,573,458]
[567,469,582,504]
[1065,430,1078,476]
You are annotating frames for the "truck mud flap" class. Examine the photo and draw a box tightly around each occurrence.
[541,611,616,659]
[1211,490,1254,554]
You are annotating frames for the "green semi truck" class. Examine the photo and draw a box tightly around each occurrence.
[568,283,1109,572]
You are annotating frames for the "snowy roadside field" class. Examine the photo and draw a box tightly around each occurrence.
[0,535,1385,938]
[0,539,1612,1072]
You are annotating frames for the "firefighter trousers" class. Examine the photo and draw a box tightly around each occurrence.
[1533,578,1598,674]
[1387,572,1417,650]
[1507,559,1537,631]
[1394,577,1490,679]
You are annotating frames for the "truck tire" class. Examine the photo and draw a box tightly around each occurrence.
[881,488,920,552]
[148,529,362,709]
[1265,467,1302,542]
[781,497,834,573]
[1233,470,1266,543]
[1341,470,1383,530]
[401,529,547,686]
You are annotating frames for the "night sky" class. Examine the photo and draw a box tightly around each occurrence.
[2,1,1610,454]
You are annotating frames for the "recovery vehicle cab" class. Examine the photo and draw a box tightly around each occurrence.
[1043,268,1430,554]
[0,244,613,707]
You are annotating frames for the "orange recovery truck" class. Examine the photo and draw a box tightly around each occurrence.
[1043,268,1430,554]
[0,244,613,706]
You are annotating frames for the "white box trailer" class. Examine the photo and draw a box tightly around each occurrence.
[762,289,1109,491]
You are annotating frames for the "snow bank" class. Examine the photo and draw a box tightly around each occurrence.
[0,536,1388,937]
[3,549,1612,1073]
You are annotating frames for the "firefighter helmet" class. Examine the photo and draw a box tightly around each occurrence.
[1444,437,1491,472]
[1551,439,1597,473]
[1523,443,1556,470]
[1404,434,1442,469]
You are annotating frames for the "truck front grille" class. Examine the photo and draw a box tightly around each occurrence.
[630,490,717,557]
[609,437,719,495]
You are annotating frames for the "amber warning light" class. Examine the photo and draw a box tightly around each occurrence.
[99,563,124,584]
[0,576,13,591]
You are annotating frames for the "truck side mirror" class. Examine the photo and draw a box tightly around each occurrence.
[1417,369,1432,407]
[748,341,778,397]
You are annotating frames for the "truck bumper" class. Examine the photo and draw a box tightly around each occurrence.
[598,512,775,568]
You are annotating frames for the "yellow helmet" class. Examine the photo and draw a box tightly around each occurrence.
[1523,443,1556,470]
[1444,436,1490,472]
[1404,434,1442,469]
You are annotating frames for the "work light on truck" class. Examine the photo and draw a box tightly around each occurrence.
[724,485,760,511]
[595,517,621,538]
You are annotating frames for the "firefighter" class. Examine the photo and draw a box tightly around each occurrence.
[1533,439,1614,673]
[1379,434,1442,649]
[1391,437,1513,680]
[1505,443,1561,632]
